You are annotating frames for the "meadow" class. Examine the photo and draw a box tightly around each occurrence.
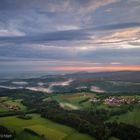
[51,93,95,110]
[0,113,95,140]
[5,99,27,110]
[0,97,26,112]
[109,108,140,128]
[0,89,140,140]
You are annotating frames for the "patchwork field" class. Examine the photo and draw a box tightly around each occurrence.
[51,93,123,111]
[109,108,140,128]
[50,93,97,110]
[0,114,95,140]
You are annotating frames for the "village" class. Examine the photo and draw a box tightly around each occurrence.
[0,102,20,111]
[87,93,140,106]
[103,96,140,106]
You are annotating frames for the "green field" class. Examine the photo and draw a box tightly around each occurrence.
[51,93,96,110]
[52,93,120,111]
[0,97,9,112]
[4,99,27,110]
[1,94,139,140]
[16,131,42,140]
[109,108,140,128]
[0,97,27,112]
[0,97,9,102]
[26,125,67,140]
[0,107,9,112]
[0,114,95,140]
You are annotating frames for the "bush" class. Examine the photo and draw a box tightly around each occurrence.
[17,114,32,120]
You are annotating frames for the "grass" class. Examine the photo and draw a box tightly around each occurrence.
[120,95,140,100]
[64,133,94,140]
[51,94,89,110]
[0,114,95,140]
[60,102,80,110]
[0,97,9,102]
[53,93,94,104]
[66,96,88,105]
[53,93,95,110]
[16,131,41,140]
[0,97,27,112]
[109,108,140,128]
[26,125,67,140]
[4,99,27,110]
[0,107,9,112]
[0,97,9,112]
[52,93,122,112]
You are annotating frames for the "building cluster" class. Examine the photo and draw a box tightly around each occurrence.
[0,103,20,111]
[104,96,140,106]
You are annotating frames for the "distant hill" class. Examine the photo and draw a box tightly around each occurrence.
[0,71,140,94]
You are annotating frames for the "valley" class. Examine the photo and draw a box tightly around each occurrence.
[0,71,140,140]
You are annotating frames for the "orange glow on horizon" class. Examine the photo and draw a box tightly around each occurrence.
[51,65,140,71]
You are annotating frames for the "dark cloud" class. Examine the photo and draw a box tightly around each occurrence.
[0,21,139,44]
[0,29,90,44]
[0,0,140,73]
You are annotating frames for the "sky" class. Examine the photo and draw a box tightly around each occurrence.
[0,0,140,74]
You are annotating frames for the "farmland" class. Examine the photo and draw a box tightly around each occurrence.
[51,93,96,110]
[0,113,94,140]
[109,108,140,128]
[0,97,26,112]
[0,71,140,140]
[0,90,140,140]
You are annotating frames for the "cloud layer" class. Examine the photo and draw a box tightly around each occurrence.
[0,0,140,73]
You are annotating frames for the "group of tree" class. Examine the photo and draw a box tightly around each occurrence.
[37,100,140,140]
[1,88,140,140]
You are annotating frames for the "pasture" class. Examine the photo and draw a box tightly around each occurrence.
[0,97,26,112]
[0,114,95,140]
[4,99,27,110]
[109,108,140,128]
[52,93,96,110]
